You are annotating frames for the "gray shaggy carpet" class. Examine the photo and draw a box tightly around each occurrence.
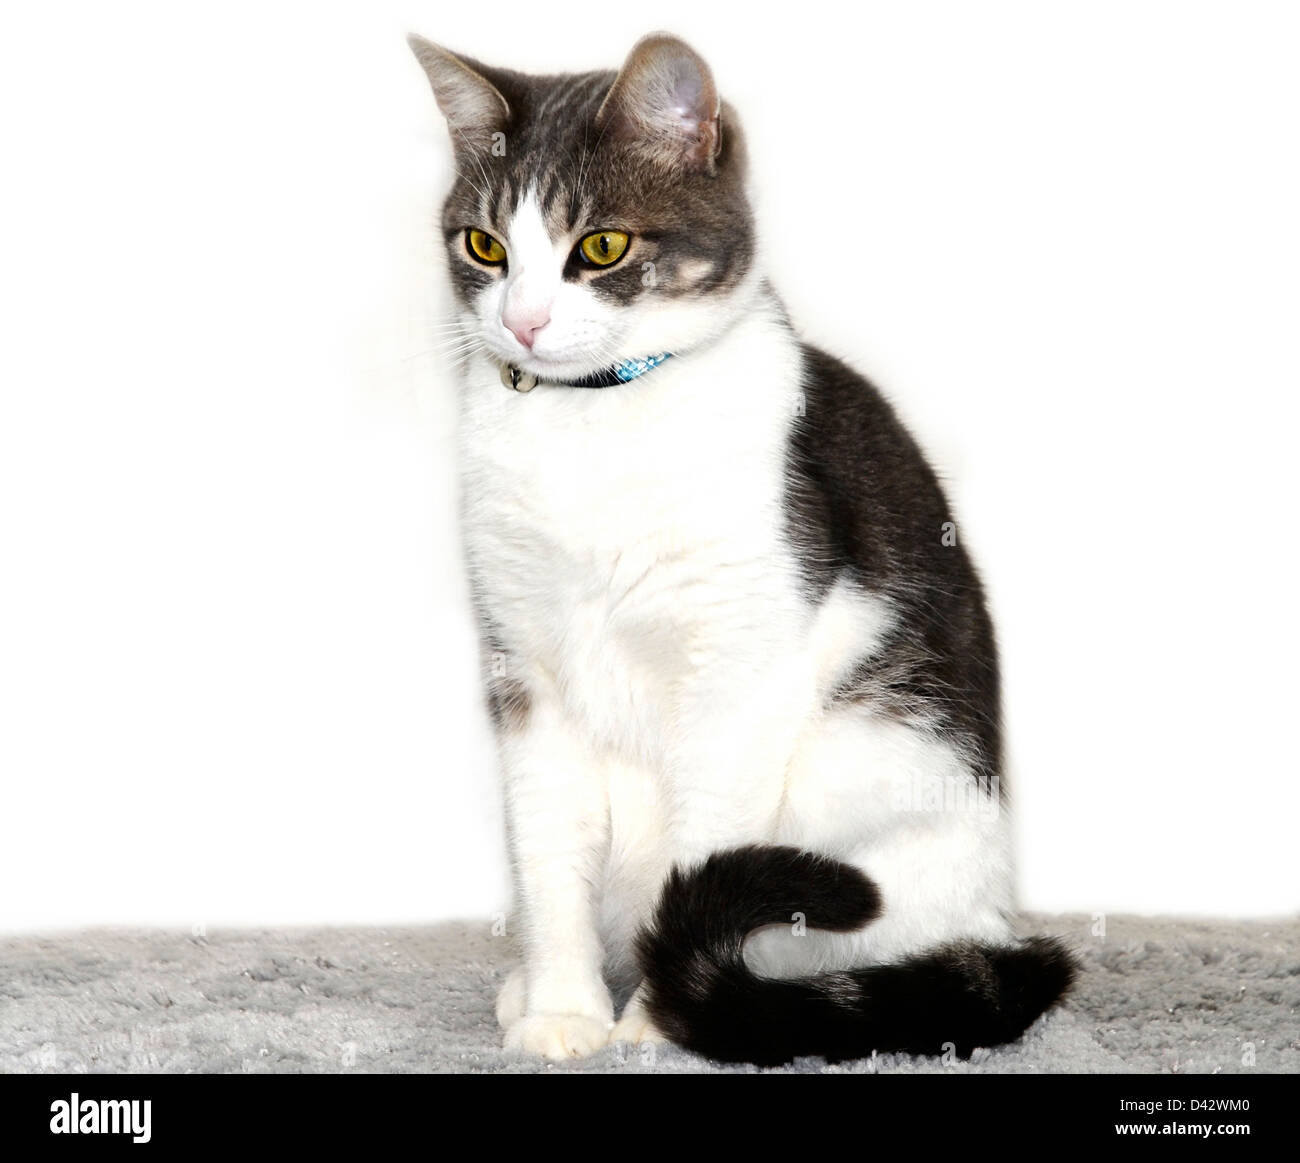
[2,914,1297,1074]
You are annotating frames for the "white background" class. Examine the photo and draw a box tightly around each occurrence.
[2,1,1297,933]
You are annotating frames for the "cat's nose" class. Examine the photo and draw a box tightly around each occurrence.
[503,309,550,350]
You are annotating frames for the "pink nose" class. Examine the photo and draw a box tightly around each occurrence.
[503,310,550,350]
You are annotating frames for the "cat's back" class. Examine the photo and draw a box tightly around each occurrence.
[787,341,978,597]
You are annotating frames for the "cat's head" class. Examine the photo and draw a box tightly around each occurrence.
[409,33,756,384]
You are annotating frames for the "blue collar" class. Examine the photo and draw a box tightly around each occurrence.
[500,353,672,393]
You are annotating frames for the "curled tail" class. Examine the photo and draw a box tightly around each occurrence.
[635,845,1077,1066]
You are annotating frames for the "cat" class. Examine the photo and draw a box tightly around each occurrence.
[409,31,1076,1065]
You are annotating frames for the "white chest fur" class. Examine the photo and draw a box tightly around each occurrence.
[457,305,809,758]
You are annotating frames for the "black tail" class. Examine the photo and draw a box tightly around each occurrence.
[635,845,1077,1066]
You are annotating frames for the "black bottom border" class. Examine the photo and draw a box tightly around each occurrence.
[3,1070,1292,1149]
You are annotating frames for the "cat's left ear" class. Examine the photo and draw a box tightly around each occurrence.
[596,33,722,174]
[407,35,509,151]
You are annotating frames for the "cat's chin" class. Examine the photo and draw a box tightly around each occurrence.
[497,352,625,382]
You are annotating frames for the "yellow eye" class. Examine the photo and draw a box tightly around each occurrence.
[466,229,506,265]
[579,230,630,267]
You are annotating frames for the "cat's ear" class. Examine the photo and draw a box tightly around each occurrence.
[596,33,721,174]
[407,35,509,150]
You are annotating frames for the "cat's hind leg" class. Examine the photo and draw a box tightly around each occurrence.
[495,966,526,1029]
[601,755,674,1047]
[747,707,1015,976]
[609,982,668,1047]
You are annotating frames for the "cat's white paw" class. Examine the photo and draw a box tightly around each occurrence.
[611,984,668,1046]
[505,1013,611,1060]
[609,1009,667,1047]
[495,967,526,1029]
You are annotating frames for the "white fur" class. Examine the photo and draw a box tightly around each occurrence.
[456,198,1015,1059]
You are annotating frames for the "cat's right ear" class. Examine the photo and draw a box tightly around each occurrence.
[596,33,722,174]
[407,35,509,150]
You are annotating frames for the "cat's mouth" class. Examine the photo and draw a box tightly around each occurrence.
[508,350,614,378]
[512,353,582,374]
[488,349,611,388]
[481,343,595,382]
[496,352,674,393]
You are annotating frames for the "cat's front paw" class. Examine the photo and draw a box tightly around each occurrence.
[505,1013,612,1060]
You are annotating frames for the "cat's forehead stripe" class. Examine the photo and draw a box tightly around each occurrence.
[479,72,614,230]
[494,172,585,243]
[539,170,565,223]
[489,174,513,232]
[532,71,610,124]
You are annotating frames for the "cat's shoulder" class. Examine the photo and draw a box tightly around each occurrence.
[785,339,959,589]
[792,341,940,487]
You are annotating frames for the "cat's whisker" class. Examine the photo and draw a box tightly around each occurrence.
[566,147,589,224]
[573,114,614,223]
[449,139,493,201]
[451,128,497,217]
[375,333,485,370]
[443,341,487,369]
[447,160,490,210]
[429,339,487,362]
